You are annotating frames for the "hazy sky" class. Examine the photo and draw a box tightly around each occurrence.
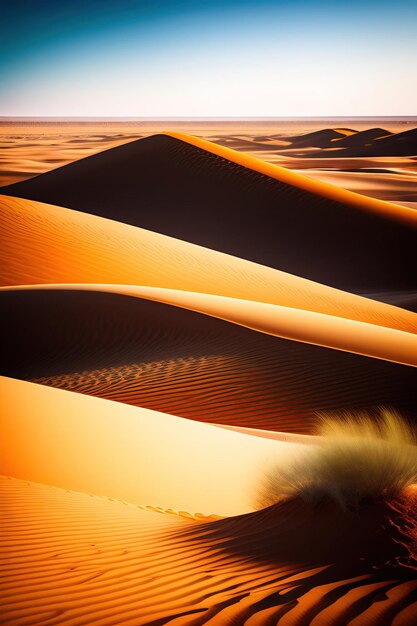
[1,0,416,116]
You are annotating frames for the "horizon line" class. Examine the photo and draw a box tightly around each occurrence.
[1,115,417,122]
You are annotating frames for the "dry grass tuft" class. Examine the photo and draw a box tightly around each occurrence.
[257,409,417,511]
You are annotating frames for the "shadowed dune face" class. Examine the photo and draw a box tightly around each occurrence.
[3,133,416,292]
[280,128,356,148]
[331,128,392,147]
[308,127,417,158]
[182,493,417,573]
[1,289,416,434]
[172,483,417,622]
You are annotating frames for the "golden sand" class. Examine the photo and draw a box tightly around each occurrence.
[1,194,416,334]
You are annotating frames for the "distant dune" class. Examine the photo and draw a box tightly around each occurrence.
[2,132,416,292]
[264,126,416,158]
[372,128,417,154]
[2,288,416,433]
[281,127,356,147]
[308,127,417,158]
[331,127,391,147]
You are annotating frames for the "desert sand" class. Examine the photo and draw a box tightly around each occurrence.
[2,133,416,293]
[1,118,416,201]
[1,377,417,623]
[1,130,416,624]
[0,376,304,516]
[2,474,416,625]
[2,288,416,433]
[1,194,416,331]
[3,283,417,367]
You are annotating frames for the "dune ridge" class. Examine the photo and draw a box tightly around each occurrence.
[1,194,416,334]
[305,127,417,158]
[3,283,417,367]
[2,133,416,293]
[3,289,416,434]
[2,122,416,207]
[164,132,417,225]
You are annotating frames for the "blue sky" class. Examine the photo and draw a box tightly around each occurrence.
[1,0,416,116]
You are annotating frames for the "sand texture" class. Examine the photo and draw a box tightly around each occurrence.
[2,288,416,434]
[2,133,416,293]
[1,473,417,625]
[1,130,416,624]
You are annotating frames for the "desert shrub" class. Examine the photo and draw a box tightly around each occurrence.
[257,409,417,511]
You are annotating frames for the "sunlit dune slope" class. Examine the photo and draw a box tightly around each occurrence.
[2,475,416,625]
[1,194,417,333]
[2,133,416,292]
[2,289,416,433]
[0,376,303,516]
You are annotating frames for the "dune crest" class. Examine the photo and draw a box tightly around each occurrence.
[3,288,415,434]
[4,283,417,367]
[1,194,417,334]
[165,132,417,225]
[2,133,416,292]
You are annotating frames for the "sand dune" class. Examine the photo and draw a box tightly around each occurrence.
[269,126,416,159]
[2,121,416,207]
[2,475,416,625]
[2,289,416,433]
[166,133,417,224]
[295,166,417,207]
[193,138,417,206]
[2,194,417,334]
[331,127,391,147]
[5,283,417,368]
[280,127,356,147]
[2,123,417,625]
[307,127,417,158]
[0,375,306,516]
[2,132,416,292]
[373,128,417,153]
